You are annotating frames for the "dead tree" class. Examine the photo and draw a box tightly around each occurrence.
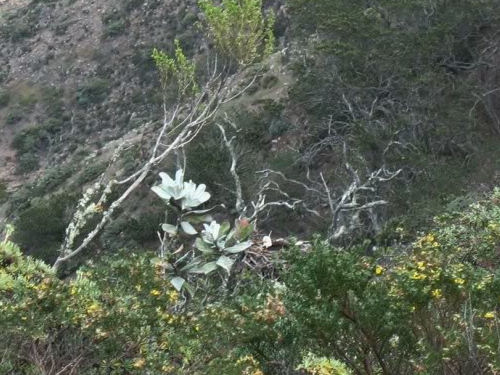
[216,115,401,244]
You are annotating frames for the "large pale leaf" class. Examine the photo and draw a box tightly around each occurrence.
[202,221,221,242]
[195,238,214,254]
[161,223,178,235]
[151,185,172,201]
[262,235,272,248]
[224,240,253,254]
[191,261,218,274]
[170,276,185,291]
[182,181,211,209]
[216,255,234,273]
[181,221,198,235]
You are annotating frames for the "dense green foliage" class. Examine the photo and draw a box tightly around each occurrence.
[286,0,500,227]
[199,0,275,66]
[152,40,198,98]
[1,189,499,374]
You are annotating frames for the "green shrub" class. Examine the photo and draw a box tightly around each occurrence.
[5,106,24,125]
[18,90,38,109]
[16,153,39,174]
[0,181,8,203]
[283,190,500,374]
[13,193,76,263]
[102,9,129,37]
[76,78,110,107]
[12,127,49,154]
[1,183,498,375]
[0,2,45,41]
[199,0,275,66]
[123,0,144,12]
[76,161,107,185]
[0,244,186,373]
[32,163,75,195]
[0,89,9,108]
[40,86,65,117]
[297,353,352,375]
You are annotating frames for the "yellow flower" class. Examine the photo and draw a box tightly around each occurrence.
[132,358,146,368]
[87,303,101,314]
[375,265,384,275]
[150,289,161,297]
[431,289,442,299]
[488,222,499,231]
[422,233,435,243]
[483,311,495,319]
[416,261,426,270]
[453,278,465,285]
[167,290,179,302]
[410,272,426,280]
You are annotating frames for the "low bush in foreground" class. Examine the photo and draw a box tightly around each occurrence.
[1,189,499,374]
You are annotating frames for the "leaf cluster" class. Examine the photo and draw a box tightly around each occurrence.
[199,0,275,66]
[152,40,198,98]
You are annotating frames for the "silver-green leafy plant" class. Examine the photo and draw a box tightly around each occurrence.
[190,219,253,275]
[151,170,253,294]
[152,170,211,211]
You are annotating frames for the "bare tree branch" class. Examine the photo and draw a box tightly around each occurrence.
[217,119,244,214]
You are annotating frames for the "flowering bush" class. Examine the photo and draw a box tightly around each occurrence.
[1,189,499,374]
[283,189,500,374]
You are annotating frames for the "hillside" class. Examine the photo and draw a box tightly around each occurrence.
[0,0,500,373]
[1,0,499,257]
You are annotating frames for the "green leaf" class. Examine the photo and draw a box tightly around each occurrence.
[192,261,218,275]
[216,255,234,273]
[185,214,214,224]
[170,276,185,291]
[161,223,178,235]
[219,221,231,236]
[181,221,198,235]
[195,237,214,254]
[225,240,253,254]
[183,282,195,297]
[180,257,202,272]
